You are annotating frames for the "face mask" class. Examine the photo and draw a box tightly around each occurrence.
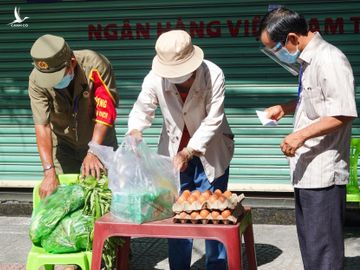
[273,42,300,64]
[167,72,193,84]
[54,70,74,89]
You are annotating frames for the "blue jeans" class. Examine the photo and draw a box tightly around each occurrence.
[168,156,229,270]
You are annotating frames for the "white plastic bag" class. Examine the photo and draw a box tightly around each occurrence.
[88,136,180,223]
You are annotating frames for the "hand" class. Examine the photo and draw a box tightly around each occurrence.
[280,132,305,157]
[128,129,143,142]
[81,152,105,179]
[173,148,192,172]
[265,105,285,121]
[39,169,59,199]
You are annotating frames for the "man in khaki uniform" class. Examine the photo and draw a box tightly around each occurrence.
[29,34,119,198]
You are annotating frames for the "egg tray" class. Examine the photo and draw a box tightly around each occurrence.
[172,193,245,214]
[173,203,244,225]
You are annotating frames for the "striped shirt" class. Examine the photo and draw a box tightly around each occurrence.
[290,32,357,188]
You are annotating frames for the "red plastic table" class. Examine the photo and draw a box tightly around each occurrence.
[91,206,257,270]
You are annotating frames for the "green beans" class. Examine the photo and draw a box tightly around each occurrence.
[79,174,123,269]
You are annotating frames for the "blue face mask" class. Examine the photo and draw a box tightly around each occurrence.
[273,42,300,64]
[54,71,74,89]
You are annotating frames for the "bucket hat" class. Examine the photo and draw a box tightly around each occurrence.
[30,34,72,88]
[152,30,204,78]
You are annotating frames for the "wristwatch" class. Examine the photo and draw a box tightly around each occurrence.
[43,164,55,172]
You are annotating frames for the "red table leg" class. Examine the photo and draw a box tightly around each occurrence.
[116,237,131,270]
[244,223,257,270]
[91,224,105,270]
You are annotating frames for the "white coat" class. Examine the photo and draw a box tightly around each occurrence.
[128,60,234,182]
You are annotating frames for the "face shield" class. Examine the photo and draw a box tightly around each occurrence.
[260,42,301,76]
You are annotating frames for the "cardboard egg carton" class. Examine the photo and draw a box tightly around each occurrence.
[172,193,245,214]
[173,203,244,225]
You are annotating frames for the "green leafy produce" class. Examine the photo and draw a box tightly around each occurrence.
[41,210,94,253]
[29,184,85,245]
[79,174,124,270]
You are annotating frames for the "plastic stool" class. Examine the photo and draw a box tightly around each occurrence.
[26,174,92,270]
[347,138,360,203]
[26,246,89,270]
[91,206,257,270]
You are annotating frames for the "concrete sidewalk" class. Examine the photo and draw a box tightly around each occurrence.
[1,217,360,270]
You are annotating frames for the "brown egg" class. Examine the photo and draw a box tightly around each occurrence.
[192,190,201,198]
[218,195,226,203]
[221,209,231,218]
[198,195,207,204]
[211,210,220,218]
[187,195,197,204]
[209,194,218,203]
[214,189,223,196]
[179,211,188,219]
[190,211,199,219]
[182,190,191,199]
[200,209,210,218]
[202,191,211,199]
[177,195,186,204]
[223,190,232,198]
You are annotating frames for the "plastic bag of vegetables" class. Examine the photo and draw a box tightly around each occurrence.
[29,184,85,245]
[88,137,180,224]
[41,210,94,253]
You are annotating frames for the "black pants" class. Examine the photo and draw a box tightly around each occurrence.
[295,185,346,270]
[53,143,88,174]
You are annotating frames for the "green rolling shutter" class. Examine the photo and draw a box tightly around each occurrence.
[0,0,359,191]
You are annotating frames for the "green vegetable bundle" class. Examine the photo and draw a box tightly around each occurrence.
[41,210,94,253]
[29,174,123,269]
[79,174,124,270]
[29,184,85,245]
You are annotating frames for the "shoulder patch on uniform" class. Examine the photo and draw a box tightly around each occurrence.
[89,68,116,103]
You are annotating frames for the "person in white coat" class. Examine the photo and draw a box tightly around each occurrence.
[128,30,234,270]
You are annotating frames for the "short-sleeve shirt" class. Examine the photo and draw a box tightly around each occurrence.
[290,32,358,188]
[28,50,119,150]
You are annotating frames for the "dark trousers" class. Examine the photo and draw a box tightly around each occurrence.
[53,143,87,174]
[295,185,346,270]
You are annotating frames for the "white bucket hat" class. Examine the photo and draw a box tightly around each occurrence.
[152,30,204,78]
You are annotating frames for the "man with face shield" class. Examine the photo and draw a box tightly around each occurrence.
[259,8,357,270]
[128,30,234,270]
[29,34,119,199]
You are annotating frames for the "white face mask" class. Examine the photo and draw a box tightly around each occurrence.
[167,72,192,84]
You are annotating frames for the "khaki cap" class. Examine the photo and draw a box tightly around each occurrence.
[30,34,72,88]
[152,30,204,78]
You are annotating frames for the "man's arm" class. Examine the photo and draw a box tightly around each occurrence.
[280,116,355,156]
[265,100,298,121]
[128,72,159,133]
[82,123,107,178]
[35,124,59,199]
[82,65,118,179]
